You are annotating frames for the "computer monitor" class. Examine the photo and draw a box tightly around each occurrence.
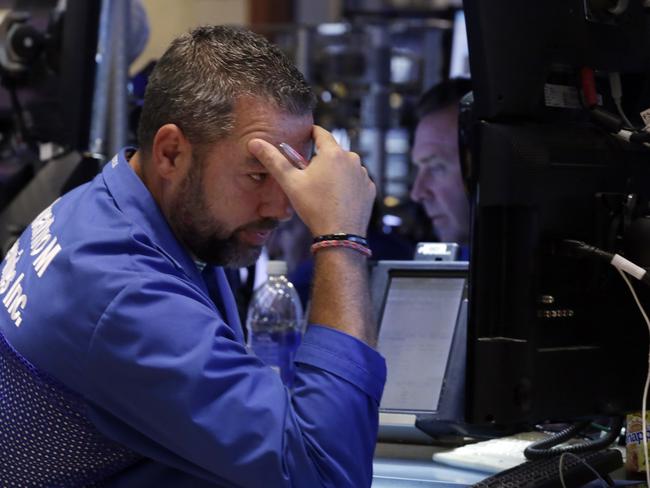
[462,0,650,427]
[463,0,650,121]
[370,260,468,436]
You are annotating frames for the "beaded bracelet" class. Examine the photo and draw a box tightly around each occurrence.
[312,233,368,247]
[310,239,372,258]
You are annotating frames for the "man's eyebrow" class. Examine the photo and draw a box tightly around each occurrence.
[244,157,264,168]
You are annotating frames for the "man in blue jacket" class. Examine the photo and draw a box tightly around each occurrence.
[0,26,385,487]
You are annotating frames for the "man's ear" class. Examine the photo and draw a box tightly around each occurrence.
[150,124,192,180]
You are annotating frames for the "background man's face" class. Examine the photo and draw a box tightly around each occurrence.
[410,104,470,245]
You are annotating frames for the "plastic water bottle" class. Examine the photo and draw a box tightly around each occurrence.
[246,260,304,386]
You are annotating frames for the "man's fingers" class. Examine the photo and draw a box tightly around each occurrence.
[248,138,295,182]
[312,125,339,151]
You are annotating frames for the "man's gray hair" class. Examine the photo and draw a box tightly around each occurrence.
[137,25,316,157]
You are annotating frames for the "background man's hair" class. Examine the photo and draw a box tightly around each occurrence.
[137,25,316,158]
[416,77,472,120]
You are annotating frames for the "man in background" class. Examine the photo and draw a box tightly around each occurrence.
[410,78,472,257]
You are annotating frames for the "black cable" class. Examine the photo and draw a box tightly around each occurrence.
[587,107,650,149]
[560,239,614,261]
[589,107,623,133]
[561,239,650,287]
[524,417,624,460]
[630,131,650,144]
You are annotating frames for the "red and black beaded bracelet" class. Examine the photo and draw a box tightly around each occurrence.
[312,233,368,247]
[310,237,372,258]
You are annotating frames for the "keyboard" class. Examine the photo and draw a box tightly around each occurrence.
[433,431,550,473]
[470,449,623,488]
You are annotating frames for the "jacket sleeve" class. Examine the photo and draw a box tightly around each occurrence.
[83,274,386,487]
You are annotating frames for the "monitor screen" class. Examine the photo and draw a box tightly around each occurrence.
[371,261,468,415]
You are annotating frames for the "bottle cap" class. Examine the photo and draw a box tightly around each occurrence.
[266,260,288,276]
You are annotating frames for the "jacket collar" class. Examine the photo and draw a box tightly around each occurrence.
[100,148,244,339]
[101,148,202,282]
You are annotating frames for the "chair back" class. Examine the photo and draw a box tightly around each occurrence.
[0,332,141,486]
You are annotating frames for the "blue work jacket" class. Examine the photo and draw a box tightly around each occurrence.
[0,148,386,487]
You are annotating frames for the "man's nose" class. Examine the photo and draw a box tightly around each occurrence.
[260,180,293,222]
[410,169,430,203]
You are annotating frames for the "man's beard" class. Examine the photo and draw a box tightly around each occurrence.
[168,156,278,267]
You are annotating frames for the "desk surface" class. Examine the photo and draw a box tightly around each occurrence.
[373,442,639,488]
[373,443,487,487]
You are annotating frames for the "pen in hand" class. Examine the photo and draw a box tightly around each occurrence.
[278,142,308,170]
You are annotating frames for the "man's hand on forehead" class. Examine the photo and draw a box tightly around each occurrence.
[248,125,375,237]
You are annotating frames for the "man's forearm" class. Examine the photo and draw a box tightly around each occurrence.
[308,247,377,347]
